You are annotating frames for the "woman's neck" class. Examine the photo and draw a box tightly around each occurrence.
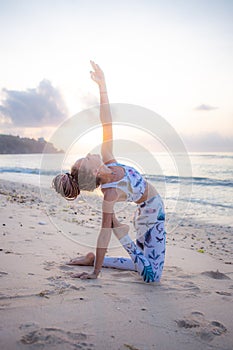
[99,170,115,185]
[99,165,125,185]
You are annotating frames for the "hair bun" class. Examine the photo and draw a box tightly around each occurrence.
[52,173,80,200]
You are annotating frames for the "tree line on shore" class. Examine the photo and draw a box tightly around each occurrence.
[0,134,63,154]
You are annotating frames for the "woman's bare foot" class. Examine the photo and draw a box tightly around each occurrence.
[67,252,95,266]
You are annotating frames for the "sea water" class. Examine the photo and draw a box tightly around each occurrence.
[0,153,232,228]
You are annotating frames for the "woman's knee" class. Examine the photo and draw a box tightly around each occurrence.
[112,215,130,240]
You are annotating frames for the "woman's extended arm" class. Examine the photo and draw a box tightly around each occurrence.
[90,61,115,163]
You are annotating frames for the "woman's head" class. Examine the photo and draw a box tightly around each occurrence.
[52,154,102,200]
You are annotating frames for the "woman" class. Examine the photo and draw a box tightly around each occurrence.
[53,61,166,283]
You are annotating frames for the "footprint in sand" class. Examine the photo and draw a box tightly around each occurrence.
[176,311,227,342]
[216,291,232,296]
[111,271,136,278]
[163,275,201,295]
[59,264,74,271]
[180,281,201,294]
[43,261,57,271]
[46,276,86,292]
[201,270,231,280]
[19,327,94,349]
[165,265,183,275]
[198,321,227,341]
[104,292,130,304]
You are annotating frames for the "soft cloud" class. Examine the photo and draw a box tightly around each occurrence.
[0,80,68,127]
[194,104,219,111]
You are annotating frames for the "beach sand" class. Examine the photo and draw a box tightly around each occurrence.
[0,180,232,350]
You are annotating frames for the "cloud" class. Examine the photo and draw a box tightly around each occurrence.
[194,104,219,111]
[0,80,68,127]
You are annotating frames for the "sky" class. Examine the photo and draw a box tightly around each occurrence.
[0,0,233,152]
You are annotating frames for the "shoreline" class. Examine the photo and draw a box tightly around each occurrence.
[0,179,233,349]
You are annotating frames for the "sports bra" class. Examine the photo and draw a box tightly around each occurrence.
[100,162,147,202]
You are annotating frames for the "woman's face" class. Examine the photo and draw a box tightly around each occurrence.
[74,154,102,174]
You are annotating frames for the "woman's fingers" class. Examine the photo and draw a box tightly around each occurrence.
[90,60,102,73]
[90,60,105,87]
[90,60,98,71]
[90,71,102,84]
[90,71,95,80]
[90,60,95,69]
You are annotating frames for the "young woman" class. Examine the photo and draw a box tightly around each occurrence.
[53,61,166,283]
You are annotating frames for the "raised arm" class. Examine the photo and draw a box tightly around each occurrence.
[90,60,115,164]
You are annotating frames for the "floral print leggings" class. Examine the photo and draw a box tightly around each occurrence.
[102,195,166,283]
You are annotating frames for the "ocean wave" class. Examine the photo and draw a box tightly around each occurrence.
[191,153,233,160]
[1,167,232,188]
[146,175,233,187]
[0,167,59,176]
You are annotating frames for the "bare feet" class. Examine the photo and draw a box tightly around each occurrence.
[67,252,95,266]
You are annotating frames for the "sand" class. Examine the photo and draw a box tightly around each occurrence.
[0,180,233,350]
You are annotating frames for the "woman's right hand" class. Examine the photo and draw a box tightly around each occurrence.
[90,60,106,90]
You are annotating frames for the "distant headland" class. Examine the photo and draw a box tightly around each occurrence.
[0,134,64,154]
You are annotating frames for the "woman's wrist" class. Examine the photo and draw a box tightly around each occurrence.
[99,83,107,93]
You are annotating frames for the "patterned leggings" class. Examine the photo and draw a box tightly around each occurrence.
[102,195,166,283]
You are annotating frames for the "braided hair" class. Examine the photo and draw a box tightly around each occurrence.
[52,172,80,200]
[52,161,100,201]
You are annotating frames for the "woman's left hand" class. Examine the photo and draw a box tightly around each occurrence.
[90,60,106,88]
[71,271,98,279]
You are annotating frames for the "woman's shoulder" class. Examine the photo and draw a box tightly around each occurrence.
[104,158,118,165]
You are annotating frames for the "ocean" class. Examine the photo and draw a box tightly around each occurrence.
[0,152,232,230]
